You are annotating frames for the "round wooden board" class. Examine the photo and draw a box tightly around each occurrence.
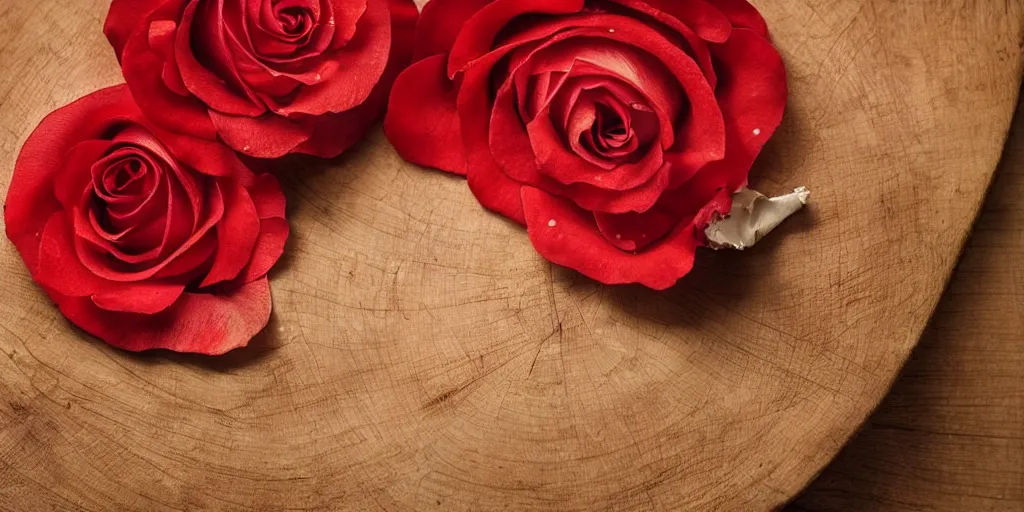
[0,1,1021,511]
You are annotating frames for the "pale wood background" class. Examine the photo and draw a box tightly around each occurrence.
[790,92,1024,512]
[0,0,1021,510]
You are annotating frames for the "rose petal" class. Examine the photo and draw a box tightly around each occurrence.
[200,181,260,287]
[412,0,490,61]
[275,0,392,116]
[384,54,466,175]
[76,182,225,282]
[122,18,219,139]
[456,48,528,224]
[209,110,312,158]
[153,125,256,181]
[706,0,769,37]
[447,0,585,77]
[522,187,700,290]
[35,212,116,297]
[680,28,787,191]
[237,217,289,283]
[594,207,678,252]
[632,0,732,43]
[5,87,141,275]
[54,141,113,211]
[249,173,287,219]
[57,278,274,355]
[178,0,267,117]
[608,0,718,87]
[104,0,167,60]
[288,0,416,158]
[91,281,186,314]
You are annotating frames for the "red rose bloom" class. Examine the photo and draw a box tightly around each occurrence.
[4,86,289,354]
[385,0,787,289]
[104,0,419,159]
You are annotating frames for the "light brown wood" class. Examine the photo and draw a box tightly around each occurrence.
[790,93,1024,512]
[0,1,1021,511]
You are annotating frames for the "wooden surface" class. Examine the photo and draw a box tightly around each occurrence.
[789,93,1024,511]
[0,1,1021,511]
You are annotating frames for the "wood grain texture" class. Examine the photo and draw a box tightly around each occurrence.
[0,1,1021,511]
[789,92,1024,512]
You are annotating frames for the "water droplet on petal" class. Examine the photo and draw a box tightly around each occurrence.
[752,128,761,136]
[548,219,557,227]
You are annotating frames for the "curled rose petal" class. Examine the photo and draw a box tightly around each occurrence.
[58,278,274,355]
[384,54,467,175]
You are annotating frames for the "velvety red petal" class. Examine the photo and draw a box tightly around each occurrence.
[248,173,287,219]
[412,0,490,61]
[209,110,312,157]
[91,281,187,314]
[200,181,260,287]
[76,182,225,282]
[456,47,527,224]
[122,21,219,139]
[447,0,585,77]
[35,212,116,297]
[104,0,166,60]
[5,87,141,275]
[388,0,419,62]
[630,0,732,43]
[197,181,258,288]
[607,0,717,87]
[690,27,787,191]
[154,231,218,279]
[594,207,678,252]
[490,90,669,214]
[153,125,256,181]
[277,0,391,116]
[57,278,274,355]
[54,141,113,211]
[237,217,289,283]
[178,0,267,117]
[706,0,769,37]
[522,187,699,290]
[384,54,466,174]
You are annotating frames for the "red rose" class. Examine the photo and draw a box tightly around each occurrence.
[104,0,419,159]
[385,0,787,289]
[4,86,289,354]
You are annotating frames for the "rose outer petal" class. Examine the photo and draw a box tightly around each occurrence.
[384,54,467,175]
[290,0,418,158]
[91,281,187,314]
[447,0,585,77]
[58,277,274,355]
[238,217,290,283]
[685,27,787,192]
[706,0,770,37]
[522,186,699,290]
[412,0,491,61]
[200,181,261,287]
[5,86,141,276]
[122,16,219,139]
[209,110,312,158]
[104,0,167,60]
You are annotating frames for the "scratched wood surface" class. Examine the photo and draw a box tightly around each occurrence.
[789,91,1024,512]
[0,1,1021,511]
